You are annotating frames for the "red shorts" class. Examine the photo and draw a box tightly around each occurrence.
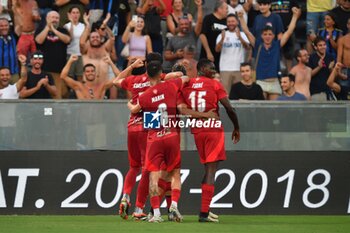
[17,34,36,56]
[127,124,148,168]
[194,130,226,164]
[145,129,181,172]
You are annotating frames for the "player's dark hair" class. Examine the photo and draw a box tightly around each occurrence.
[147,61,162,78]
[172,63,187,75]
[146,52,163,64]
[197,58,213,72]
[83,63,96,71]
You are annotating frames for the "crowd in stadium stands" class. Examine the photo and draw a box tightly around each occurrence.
[0,0,349,100]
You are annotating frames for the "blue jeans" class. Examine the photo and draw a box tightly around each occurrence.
[306,12,327,34]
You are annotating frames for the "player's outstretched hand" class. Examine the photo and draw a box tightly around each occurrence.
[232,129,240,144]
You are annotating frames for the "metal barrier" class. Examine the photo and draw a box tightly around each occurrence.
[0,100,349,151]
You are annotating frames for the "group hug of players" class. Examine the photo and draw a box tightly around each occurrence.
[113,53,240,223]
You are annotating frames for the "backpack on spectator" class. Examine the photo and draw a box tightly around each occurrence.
[252,44,262,81]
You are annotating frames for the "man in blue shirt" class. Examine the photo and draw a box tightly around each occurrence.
[277,73,307,101]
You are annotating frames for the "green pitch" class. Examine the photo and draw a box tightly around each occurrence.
[0,215,349,233]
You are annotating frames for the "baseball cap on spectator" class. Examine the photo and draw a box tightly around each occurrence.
[31,51,44,59]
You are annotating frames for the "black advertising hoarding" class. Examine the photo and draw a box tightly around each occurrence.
[0,151,349,215]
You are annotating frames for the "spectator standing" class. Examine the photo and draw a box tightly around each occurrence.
[36,0,55,26]
[252,0,284,50]
[215,13,249,93]
[35,11,71,98]
[199,1,228,71]
[277,73,307,100]
[12,0,41,57]
[270,0,299,71]
[229,62,264,100]
[227,0,252,24]
[80,13,117,86]
[114,0,131,70]
[239,7,301,100]
[308,37,335,100]
[64,6,85,82]
[306,0,334,52]
[0,18,18,82]
[330,0,350,35]
[137,0,166,55]
[335,18,350,93]
[290,49,312,100]
[163,1,202,73]
[166,0,194,36]
[314,12,343,61]
[19,51,58,99]
[122,15,152,65]
[55,0,89,26]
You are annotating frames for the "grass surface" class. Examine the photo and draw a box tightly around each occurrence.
[0,215,349,233]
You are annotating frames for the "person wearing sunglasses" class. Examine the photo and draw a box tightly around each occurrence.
[19,51,58,99]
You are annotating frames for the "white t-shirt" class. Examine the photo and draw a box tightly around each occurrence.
[64,22,85,55]
[228,4,247,25]
[0,84,19,99]
[216,31,249,71]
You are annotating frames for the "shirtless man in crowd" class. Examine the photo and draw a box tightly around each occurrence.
[80,13,115,85]
[290,48,312,100]
[337,18,350,82]
[12,0,41,56]
[60,55,120,99]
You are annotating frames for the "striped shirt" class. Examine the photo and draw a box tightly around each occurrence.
[0,34,18,75]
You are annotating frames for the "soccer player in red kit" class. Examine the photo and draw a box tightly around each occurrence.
[114,53,169,220]
[114,54,184,220]
[128,61,189,223]
[179,59,240,222]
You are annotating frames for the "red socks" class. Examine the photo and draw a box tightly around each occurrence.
[135,169,149,209]
[150,196,160,209]
[201,184,214,213]
[171,189,181,203]
[123,167,139,194]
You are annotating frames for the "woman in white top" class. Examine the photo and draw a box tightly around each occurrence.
[122,15,152,65]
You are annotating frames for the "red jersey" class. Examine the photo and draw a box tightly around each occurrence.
[121,74,150,127]
[180,76,228,133]
[138,78,183,131]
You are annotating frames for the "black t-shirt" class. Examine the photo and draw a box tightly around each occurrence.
[200,13,226,70]
[270,0,299,29]
[35,26,70,73]
[37,0,55,8]
[229,82,265,100]
[308,52,334,95]
[24,72,55,99]
[330,7,350,35]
